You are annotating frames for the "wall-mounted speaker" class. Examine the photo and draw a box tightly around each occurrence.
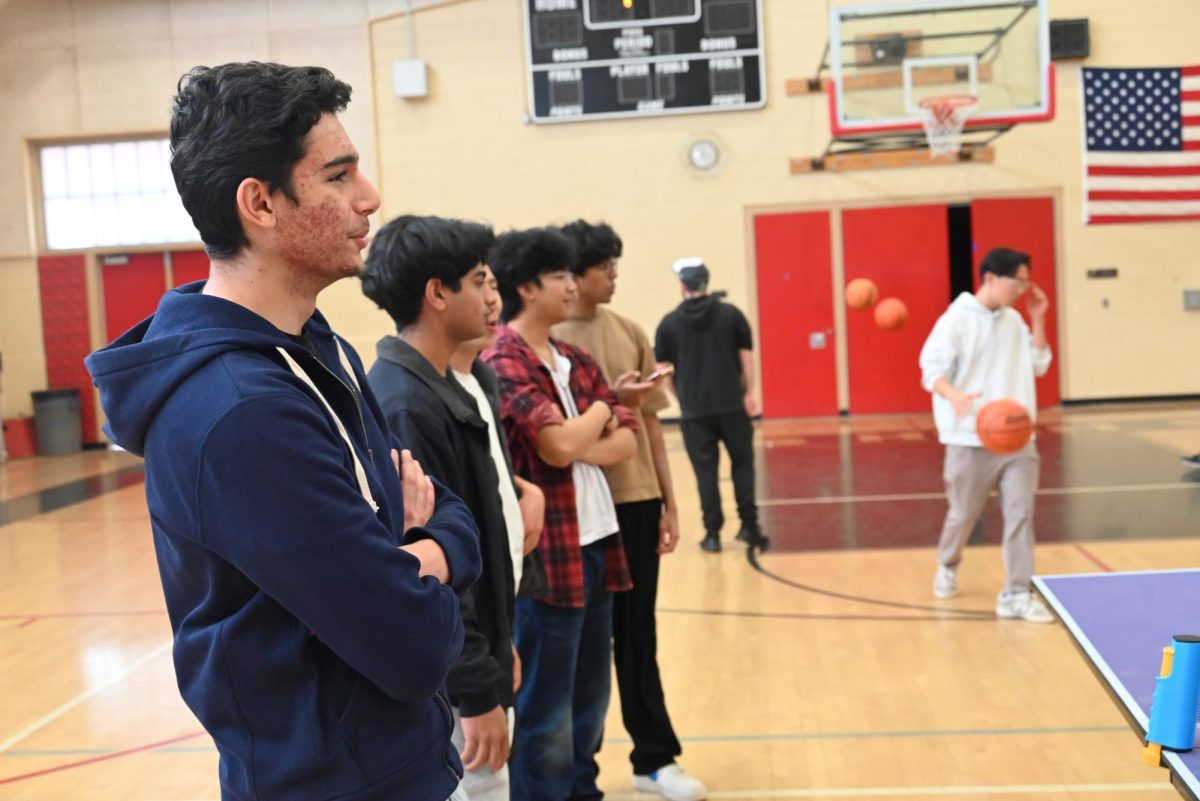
[1050,18,1089,61]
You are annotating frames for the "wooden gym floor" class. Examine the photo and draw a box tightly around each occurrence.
[3,402,1200,800]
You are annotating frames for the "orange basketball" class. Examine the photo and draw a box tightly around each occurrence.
[976,398,1033,455]
[845,278,878,310]
[874,297,908,331]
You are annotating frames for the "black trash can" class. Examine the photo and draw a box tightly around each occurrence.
[31,389,82,456]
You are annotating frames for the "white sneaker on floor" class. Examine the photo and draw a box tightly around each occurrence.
[633,763,708,801]
[933,565,958,599]
[995,591,1054,623]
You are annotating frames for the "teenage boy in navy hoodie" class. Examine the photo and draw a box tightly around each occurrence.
[85,63,481,801]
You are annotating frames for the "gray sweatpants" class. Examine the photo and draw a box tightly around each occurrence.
[936,442,1040,595]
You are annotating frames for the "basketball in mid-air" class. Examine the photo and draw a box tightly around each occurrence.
[845,278,878,310]
[976,398,1033,454]
[874,297,908,331]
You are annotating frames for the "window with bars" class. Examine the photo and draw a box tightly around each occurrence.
[38,138,201,251]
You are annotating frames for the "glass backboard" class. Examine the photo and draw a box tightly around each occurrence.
[829,0,1052,134]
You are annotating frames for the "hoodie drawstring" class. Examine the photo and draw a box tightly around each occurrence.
[277,346,379,513]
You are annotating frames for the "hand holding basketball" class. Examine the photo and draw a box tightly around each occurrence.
[950,389,982,418]
[976,399,1033,454]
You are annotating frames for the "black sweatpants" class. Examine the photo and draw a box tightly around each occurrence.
[613,498,682,775]
[680,410,758,537]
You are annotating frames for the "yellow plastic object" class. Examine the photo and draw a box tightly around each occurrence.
[1143,646,1176,767]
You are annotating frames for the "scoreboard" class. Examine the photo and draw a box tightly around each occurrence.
[524,0,765,124]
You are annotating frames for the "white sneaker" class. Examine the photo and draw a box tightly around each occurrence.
[633,763,708,801]
[933,565,958,599]
[996,591,1054,624]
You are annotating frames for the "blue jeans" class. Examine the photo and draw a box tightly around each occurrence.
[511,541,613,801]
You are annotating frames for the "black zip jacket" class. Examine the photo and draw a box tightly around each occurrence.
[369,336,516,717]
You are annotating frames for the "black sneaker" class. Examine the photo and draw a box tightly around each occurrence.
[700,534,721,553]
[736,525,769,551]
[1183,453,1200,469]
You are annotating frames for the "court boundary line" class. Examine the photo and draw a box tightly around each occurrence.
[0,731,205,786]
[758,481,1200,507]
[604,782,1175,798]
[746,548,997,618]
[0,640,173,754]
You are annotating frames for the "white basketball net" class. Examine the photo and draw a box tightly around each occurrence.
[918,95,979,157]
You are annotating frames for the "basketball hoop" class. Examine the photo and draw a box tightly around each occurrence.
[918,94,979,157]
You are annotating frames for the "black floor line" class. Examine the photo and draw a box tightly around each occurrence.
[0,465,146,528]
[745,544,998,619]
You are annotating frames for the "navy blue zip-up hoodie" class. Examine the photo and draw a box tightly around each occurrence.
[85,282,481,801]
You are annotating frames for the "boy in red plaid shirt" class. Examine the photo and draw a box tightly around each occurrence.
[483,227,636,801]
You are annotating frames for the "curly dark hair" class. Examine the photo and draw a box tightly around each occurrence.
[488,228,575,322]
[361,215,495,330]
[559,219,623,275]
[169,62,352,259]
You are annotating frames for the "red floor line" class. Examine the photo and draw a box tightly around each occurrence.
[1073,544,1114,573]
[0,611,166,622]
[0,731,207,786]
[16,616,39,628]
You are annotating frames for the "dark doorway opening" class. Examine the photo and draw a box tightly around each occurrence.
[947,204,974,300]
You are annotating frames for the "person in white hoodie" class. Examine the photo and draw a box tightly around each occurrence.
[919,247,1054,624]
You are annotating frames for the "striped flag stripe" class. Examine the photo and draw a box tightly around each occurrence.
[1088,175,1200,190]
[1088,200,1200,215]
[1087,151,1200,166]
[1088,213,1200,224]
[1089,190,1200,201]
[1088,165,1200,176]
[1184,66,1200,76]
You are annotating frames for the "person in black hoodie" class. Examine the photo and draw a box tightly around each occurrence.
[362,215,545,801]
[85,63,481,801]
[654,258,768,554]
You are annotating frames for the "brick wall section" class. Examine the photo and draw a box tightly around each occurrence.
[38,255,97,444]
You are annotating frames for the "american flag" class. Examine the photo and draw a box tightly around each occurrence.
[1081,66,1200,224]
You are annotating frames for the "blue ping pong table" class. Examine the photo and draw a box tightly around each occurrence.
[1034,569,1200,801]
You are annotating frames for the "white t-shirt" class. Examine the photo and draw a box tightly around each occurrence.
[454,368,524,589]
[542,345,619,547]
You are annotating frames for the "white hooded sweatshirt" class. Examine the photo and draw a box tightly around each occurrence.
[919,292,1052,447]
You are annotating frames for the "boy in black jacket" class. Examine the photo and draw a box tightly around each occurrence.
[363,215,543,800]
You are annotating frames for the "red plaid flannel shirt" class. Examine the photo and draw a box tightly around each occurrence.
[483,325,635,608]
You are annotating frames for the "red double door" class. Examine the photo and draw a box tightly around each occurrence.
[755,197,1060,418]
[100,250,209,343]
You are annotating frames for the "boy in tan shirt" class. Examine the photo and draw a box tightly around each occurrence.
[553,220,707,801]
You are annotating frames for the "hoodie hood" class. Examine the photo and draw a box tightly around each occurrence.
[85,281,327,456]
[679,294,719,330]
[951,291,1005,318]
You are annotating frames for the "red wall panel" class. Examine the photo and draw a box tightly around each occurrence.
[843,205,950,414]
[102,253,166,344]
[37,255,98,444]
[970,197,1061,407]
[171,249,209,286]
[754,211,838,418]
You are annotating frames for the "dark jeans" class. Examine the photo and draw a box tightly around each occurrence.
[613,499,682,775]
[511,541,613,801]
[680,410,758,537]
